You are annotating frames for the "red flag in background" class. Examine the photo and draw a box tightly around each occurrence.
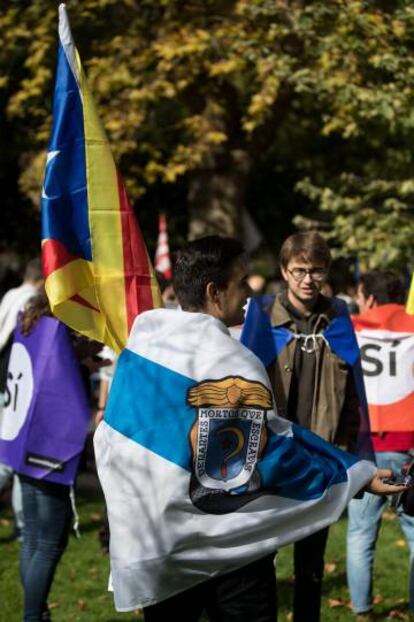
[154,214,172,280]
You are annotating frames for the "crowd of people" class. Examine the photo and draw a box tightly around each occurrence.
[0,232,413,622]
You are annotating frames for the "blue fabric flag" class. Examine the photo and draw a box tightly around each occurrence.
[241,296,374,460]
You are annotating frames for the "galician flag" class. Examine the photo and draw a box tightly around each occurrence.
[94,308,376,610]
[41,5,162,353]
[352,304,414,432]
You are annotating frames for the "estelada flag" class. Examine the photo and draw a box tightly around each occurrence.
[352,304,414,432]
[41,4,162,353]
[0,316,90,485]
[154,214,172,280]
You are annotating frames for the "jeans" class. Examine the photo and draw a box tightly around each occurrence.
[0,461,24,530]
[347,451,414,614]
[19,476,72,622]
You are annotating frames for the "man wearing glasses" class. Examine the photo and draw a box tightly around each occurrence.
[267,231,361,622]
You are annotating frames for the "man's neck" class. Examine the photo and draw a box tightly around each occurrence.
[185,303,224,324]
[287,289,318,317]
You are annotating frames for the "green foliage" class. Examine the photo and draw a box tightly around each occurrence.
[296,175,414,269]
[0,0,413,266]
[290,1,414,270]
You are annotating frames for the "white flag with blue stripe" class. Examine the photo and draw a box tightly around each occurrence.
[94,308,376,611]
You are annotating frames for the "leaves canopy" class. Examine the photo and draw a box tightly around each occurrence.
[1,0,413,269]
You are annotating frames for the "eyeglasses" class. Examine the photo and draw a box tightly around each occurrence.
[287,267,328,282]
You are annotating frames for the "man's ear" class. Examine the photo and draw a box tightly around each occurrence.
[280,266,288,282]
[205,281,220,305]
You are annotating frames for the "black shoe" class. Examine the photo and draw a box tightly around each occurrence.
[11,526,23,542]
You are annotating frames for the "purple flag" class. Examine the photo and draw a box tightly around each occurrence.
[0,316,90,485]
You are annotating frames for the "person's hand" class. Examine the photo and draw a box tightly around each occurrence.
[81,356,112,374]
[366,468,408,495]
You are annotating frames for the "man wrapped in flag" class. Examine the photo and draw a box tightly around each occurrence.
[94,236,404,620]
[240,232,373,622]
[41,4,161,354]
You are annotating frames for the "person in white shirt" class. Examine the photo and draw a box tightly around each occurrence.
[0,257,43,539]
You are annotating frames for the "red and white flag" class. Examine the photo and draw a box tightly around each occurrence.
[353,304,414,432]
[154,214,172,280]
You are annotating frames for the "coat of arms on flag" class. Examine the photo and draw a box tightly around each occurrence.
[188,377,271,512]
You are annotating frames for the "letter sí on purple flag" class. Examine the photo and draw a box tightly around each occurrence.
[0,316,90,485]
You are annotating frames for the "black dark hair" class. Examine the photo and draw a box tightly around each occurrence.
[359,270,405,305]
[173,236,245,309]
[155,270,171,294]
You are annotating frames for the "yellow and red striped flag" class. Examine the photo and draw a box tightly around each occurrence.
[407,275,414,315]
[41,5,162,353]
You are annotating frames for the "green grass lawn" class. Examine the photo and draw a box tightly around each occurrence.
[0,475,412,622]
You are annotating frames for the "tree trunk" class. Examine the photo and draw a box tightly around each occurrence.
[187,149,251,240]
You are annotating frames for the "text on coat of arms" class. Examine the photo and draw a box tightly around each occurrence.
[187,376,272,493]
